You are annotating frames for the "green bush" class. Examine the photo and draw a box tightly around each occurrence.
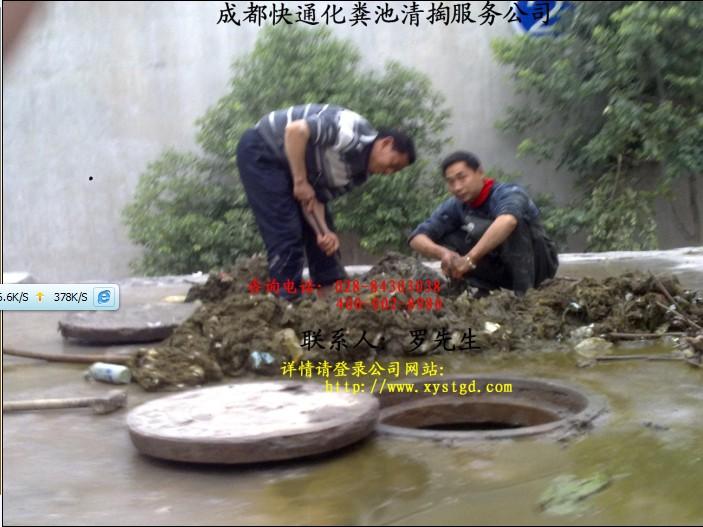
[123,152,263,274]
[492,1,703,250]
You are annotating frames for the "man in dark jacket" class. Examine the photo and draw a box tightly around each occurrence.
[409,151,558,295]
[237,104,415,300]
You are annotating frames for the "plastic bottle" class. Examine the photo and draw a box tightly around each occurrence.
[88,362,132,384]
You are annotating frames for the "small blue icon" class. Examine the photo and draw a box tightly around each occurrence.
[511,1,572,36]
[97,290,111,304]
[93,287,116,308]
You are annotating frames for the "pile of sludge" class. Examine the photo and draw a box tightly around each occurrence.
[129,253,703,391]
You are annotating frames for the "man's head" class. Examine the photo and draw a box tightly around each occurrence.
[368,128,416,175]
[441,151,486,202]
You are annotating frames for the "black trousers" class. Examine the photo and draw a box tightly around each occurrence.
[236,128,346,300]
[439,217,558,295]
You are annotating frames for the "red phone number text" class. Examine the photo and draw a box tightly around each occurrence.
[335,279,442,294]
[336,295,443,311]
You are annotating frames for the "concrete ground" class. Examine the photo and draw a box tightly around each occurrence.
[3,249,702,525]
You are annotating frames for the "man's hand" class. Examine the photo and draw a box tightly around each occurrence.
[410,235,469,280]
[440,249,461,278]
[449,254,474,279]
[294,181,316,212]
[317,232,340,256]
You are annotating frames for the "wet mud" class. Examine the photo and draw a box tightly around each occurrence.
[131,253,703,391]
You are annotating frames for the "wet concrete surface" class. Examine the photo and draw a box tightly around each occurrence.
[3,252,703,525]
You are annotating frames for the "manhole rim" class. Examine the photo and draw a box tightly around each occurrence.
[375,374,607,440]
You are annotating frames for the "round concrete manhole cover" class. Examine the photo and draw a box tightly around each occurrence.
[127,382,379,464]
[58,303,199,344]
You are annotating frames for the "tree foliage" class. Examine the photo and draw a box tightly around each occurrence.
[492,1,703,250]
[123,152,263,274]
[124,26,450,274]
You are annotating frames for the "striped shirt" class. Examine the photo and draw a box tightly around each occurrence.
[255,104,378,202]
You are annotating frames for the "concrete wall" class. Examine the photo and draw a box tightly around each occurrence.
[3,2,698,281]
[4,2,260,281]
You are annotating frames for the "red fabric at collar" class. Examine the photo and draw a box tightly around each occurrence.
[469,179,494,208]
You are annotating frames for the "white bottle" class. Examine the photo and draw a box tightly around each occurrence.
[88,362,132,384]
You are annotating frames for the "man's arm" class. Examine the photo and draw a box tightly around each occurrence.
[284,120,316,212]
[410,234,461,278]
[467,214,518,262]
[466,185,529,264]
[285,119,341,255]
[408,198,464,277]
[410,234,453,260]
[451,214,518,277]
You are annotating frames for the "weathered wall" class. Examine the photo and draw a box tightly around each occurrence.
[3,2,697,281]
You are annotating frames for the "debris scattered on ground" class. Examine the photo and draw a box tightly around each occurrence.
[642,421,670,431]
[3,390,128,415]
[539,473,611,515]
[574,337,614,358]
[129,253,703,391]
[85,362,132,384]
[184,255,269,303]
[577,353,686,368]
[679,334,703,368]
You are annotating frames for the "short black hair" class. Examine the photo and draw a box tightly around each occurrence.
[440,151,481,175]
[376,128,416,165]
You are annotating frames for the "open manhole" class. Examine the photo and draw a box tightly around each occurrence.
[376,375,606,440]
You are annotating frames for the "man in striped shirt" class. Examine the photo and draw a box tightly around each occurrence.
[237,104,415,301]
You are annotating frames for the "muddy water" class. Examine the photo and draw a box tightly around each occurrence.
[219,343,701,525]
[3,253,703,525]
